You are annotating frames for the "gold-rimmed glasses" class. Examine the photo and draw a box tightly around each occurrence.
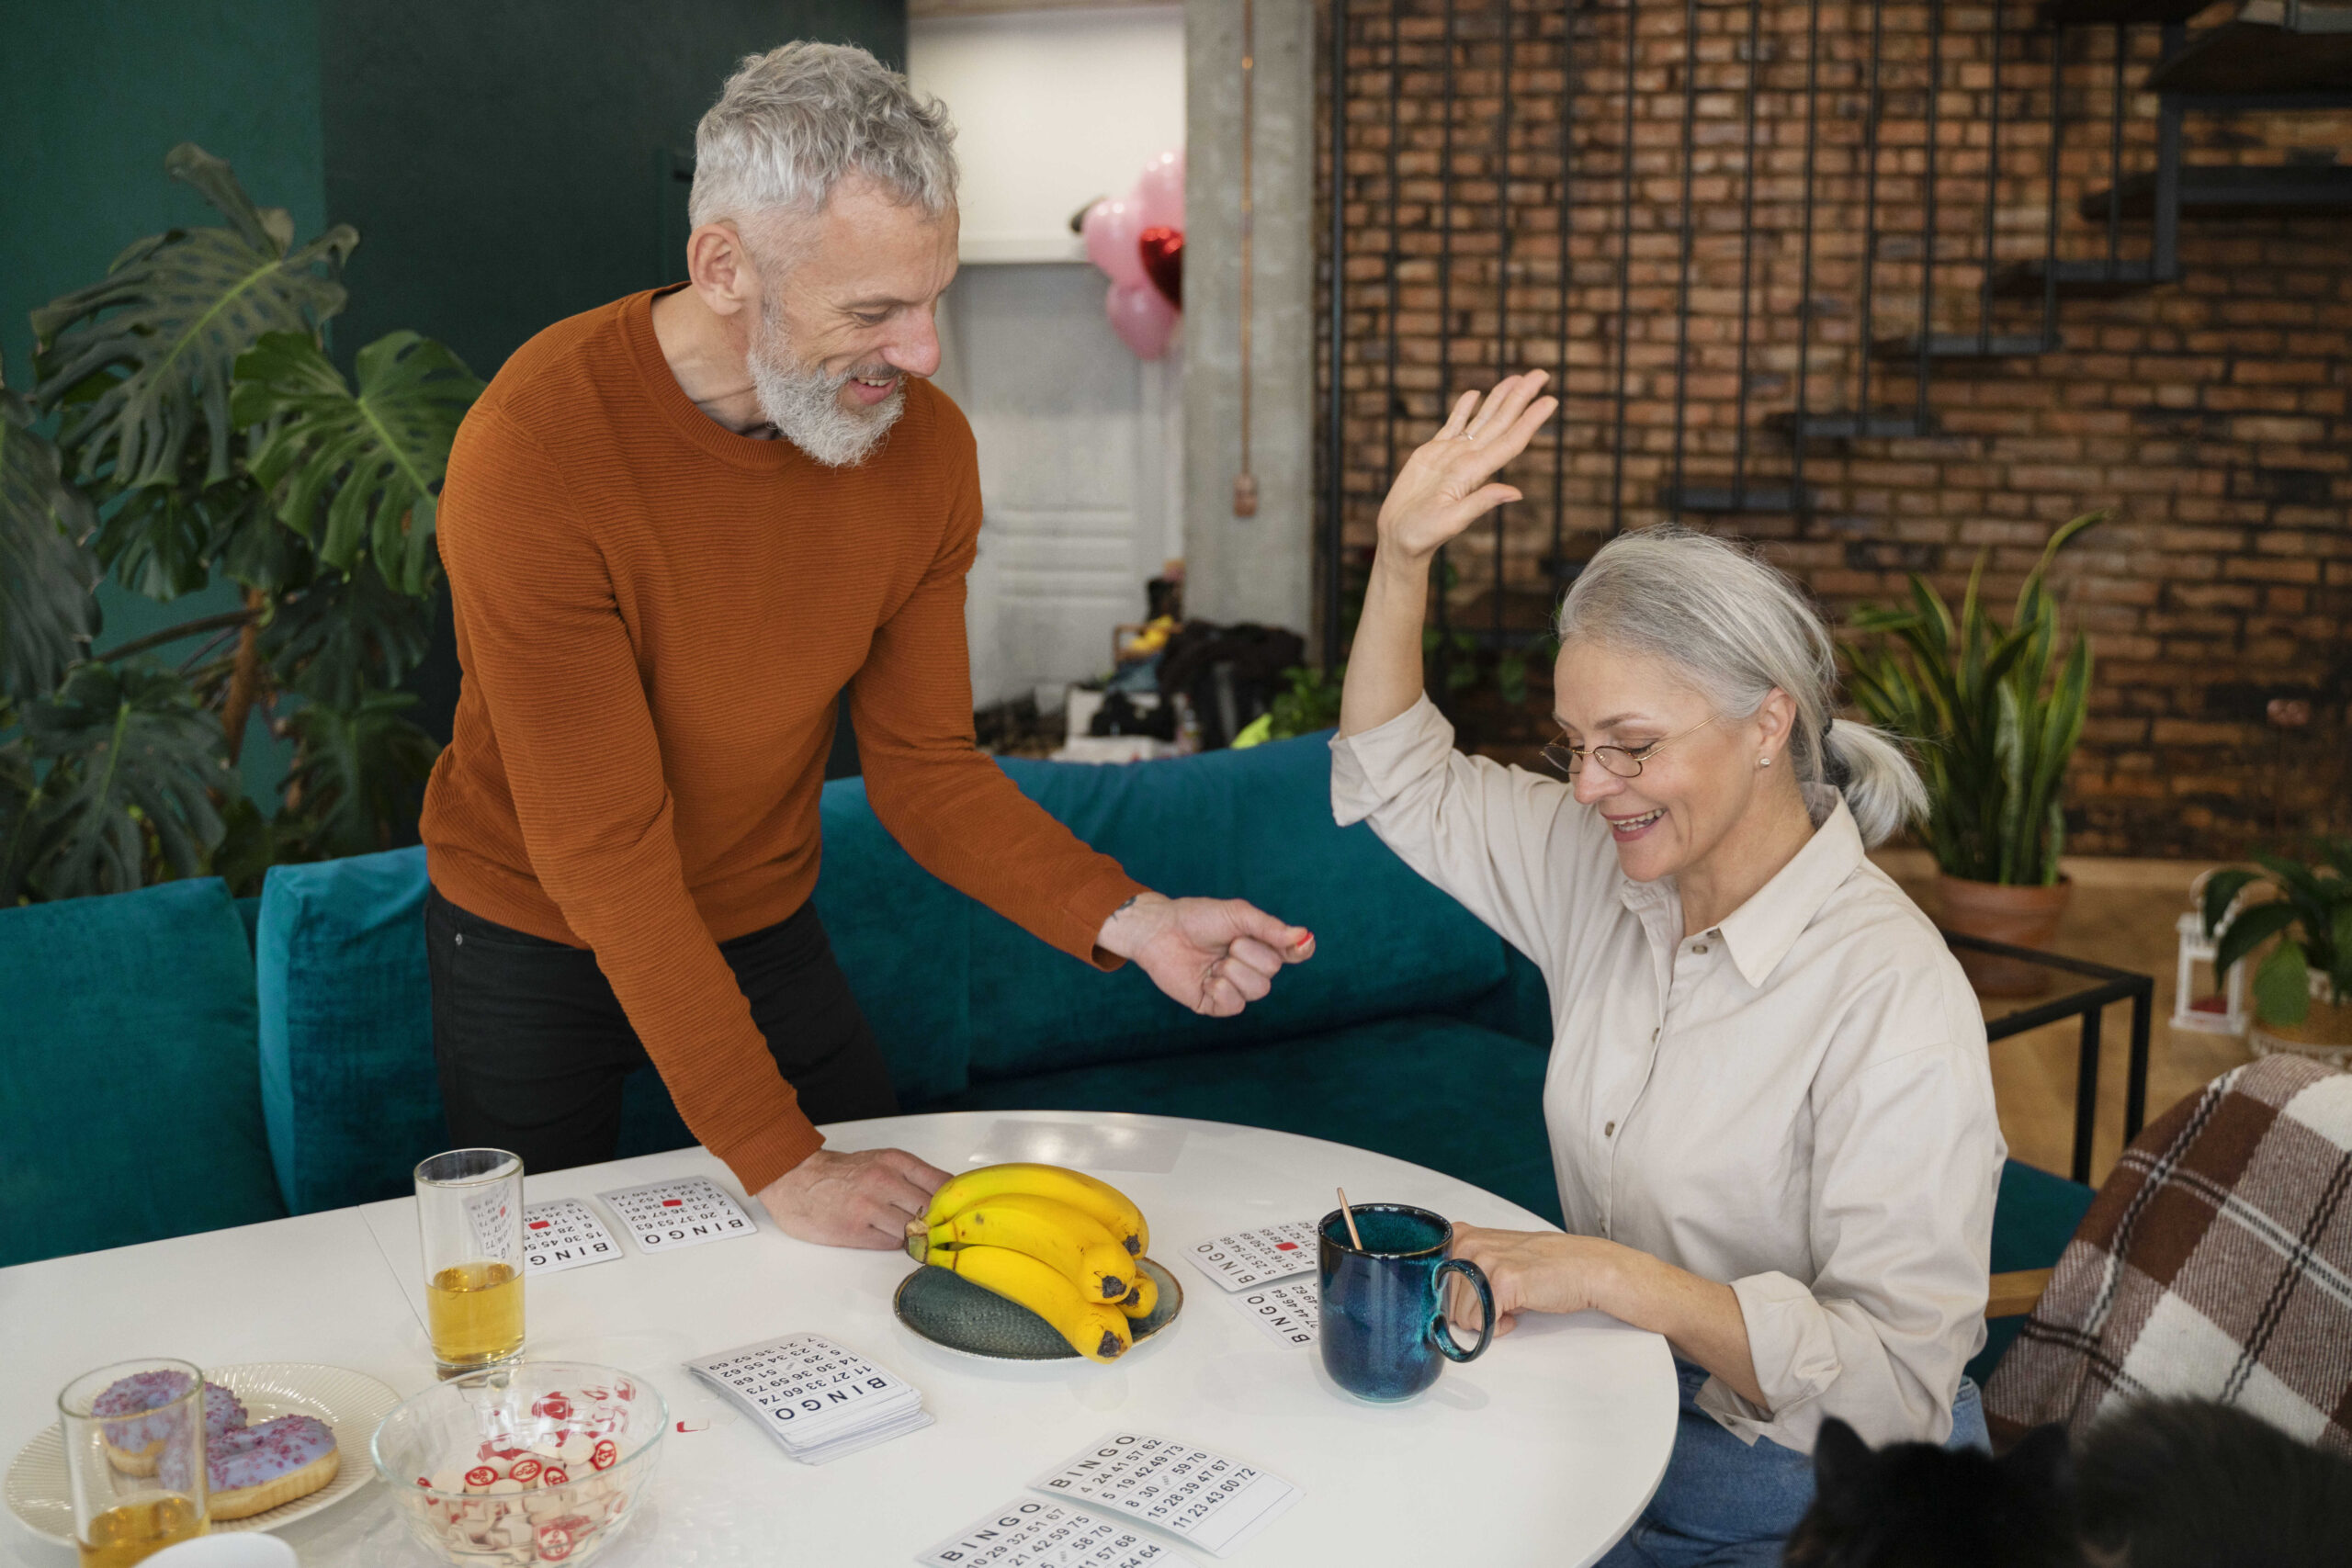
[1540,716,1718,779]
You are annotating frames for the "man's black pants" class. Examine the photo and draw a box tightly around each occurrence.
[424,886,900,1180]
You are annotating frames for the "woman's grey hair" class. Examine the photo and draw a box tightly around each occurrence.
[1554,524,1928,847]
[688,42,957,233]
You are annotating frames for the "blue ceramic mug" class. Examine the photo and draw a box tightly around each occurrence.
[1317,1203,1494,1402]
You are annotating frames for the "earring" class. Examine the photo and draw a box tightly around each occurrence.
[1758,755,1771,768]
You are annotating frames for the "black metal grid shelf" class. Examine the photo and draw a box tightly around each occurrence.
[1943,931,2156,1187]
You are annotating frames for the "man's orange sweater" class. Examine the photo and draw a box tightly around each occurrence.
[420,289,1145,1194]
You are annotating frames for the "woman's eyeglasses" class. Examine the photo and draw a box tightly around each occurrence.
[1540,716,1718,779]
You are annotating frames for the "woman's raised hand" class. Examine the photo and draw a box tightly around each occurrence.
[1375,371,1560,562]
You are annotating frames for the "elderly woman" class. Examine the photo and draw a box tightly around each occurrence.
[1332,372,2004,1566]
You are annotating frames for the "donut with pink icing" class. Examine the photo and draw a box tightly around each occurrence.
[160,1414,341,1521]
[94,1373,247,1474]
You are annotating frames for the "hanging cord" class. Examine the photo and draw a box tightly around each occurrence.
[1235,0,1260,515]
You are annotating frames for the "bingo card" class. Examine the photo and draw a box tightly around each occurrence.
[1231,1280,1317,1347]
[521,1198,622,1275]
[1032,1434,1300,1558]
[1184,1222,1317,1292]
[916,1498,1198,1568]
[463,1184,518,1261]
[595,1175,757,1252]
[684,1332,932,1465]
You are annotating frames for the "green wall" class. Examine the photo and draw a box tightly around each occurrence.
[317,0,908,736]
[1,0,326,799]
[6,0,907,787]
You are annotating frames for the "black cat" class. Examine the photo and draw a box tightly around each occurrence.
[1782,1418,2083,1568]
[2072,1398,2352,1568]
[1783,1399,2352,1568]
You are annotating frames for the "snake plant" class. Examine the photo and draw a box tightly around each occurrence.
[1843,510,2105,886]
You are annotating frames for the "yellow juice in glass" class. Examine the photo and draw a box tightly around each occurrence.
[427,1260,524,1368]
[78,1494,205,1567]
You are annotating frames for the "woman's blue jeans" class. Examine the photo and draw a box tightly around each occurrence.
[1594,1360,1991,1568]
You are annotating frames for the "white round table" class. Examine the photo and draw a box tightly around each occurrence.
[0,1111,1677,1567]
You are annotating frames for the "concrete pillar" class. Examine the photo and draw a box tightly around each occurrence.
[1182,0,1315,634]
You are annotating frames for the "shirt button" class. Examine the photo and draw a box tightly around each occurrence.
[1651,1027,1660,1041]
[1604,1121,1616,1137]
[1692,942,1709,954]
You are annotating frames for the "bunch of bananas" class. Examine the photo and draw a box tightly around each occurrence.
[908,1164,1159,1363]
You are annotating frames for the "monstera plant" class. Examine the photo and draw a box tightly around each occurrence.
[0,142,481,903]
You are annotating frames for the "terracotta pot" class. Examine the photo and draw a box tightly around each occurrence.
[1935,874,2075,998]
[2248,970,2352,1071]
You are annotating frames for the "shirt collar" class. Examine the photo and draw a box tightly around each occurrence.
[1613,788,1868,988]
[1715,790,1867,987]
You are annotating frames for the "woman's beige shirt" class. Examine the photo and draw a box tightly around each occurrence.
[1330,696,2004,1451]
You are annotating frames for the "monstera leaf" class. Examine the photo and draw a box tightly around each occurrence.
[30,143,356,493]
[0,367,101,705]
[14,661,232,899]
[261,564,434,706]
[234,330,481,595]
[85,456,224,602]
[277,690,438,861]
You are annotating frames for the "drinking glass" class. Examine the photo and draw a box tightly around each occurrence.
[415,1147,526,1373]
[59,1358,209,1566]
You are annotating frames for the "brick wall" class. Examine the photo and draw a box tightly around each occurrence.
[1321,0,2351,857]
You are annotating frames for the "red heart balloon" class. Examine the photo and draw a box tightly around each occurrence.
[1138,226,1182,310]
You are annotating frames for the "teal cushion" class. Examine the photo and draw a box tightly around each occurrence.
[1968,1157,2098,1385]
[235,894,262,953]
[258,849,708,1211]
[813,776,972,1102]
[958,735,1510,1081]
[259,848,440,1212]
[1988,1157,2095,1275]
[925,1014,1564,1227]
[0,879,287,1266]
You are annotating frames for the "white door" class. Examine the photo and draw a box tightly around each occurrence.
[940,263,1183,708]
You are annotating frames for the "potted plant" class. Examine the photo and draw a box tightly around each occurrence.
[1844,511,2105,996]
[2202,845,2352,1067]
[0,143,478,903]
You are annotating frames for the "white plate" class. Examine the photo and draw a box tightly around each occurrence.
[6,1361,401,1546]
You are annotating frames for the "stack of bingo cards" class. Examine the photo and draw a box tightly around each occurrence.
[684,1333,932,1465]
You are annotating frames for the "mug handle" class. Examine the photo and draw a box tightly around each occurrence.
[1430,1257,1495,1363]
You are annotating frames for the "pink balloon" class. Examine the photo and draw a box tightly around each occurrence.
[1105,281,1178,360]
[1082,197,1148,289]
[1134,149,1185,231]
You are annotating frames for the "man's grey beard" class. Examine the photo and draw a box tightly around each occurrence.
[745,303,904,468]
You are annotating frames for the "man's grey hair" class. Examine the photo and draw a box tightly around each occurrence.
[688,42,958,232]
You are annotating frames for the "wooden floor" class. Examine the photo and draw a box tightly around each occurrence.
[1871,852,2248,1189]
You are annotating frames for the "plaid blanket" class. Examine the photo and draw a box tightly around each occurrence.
[1985,1055,2352,1454]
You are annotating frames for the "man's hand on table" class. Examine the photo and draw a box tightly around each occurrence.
[1097,892,1316,1017]
[757,1146,949,1248]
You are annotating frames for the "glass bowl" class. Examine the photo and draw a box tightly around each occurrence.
[370,1362,664,1565]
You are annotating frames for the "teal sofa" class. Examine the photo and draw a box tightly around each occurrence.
[2,728,2093,1375]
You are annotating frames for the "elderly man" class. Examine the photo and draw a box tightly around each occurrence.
[420,42,1312,1249]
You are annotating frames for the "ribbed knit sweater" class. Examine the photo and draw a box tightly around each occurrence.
[419,289,1145,1193]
